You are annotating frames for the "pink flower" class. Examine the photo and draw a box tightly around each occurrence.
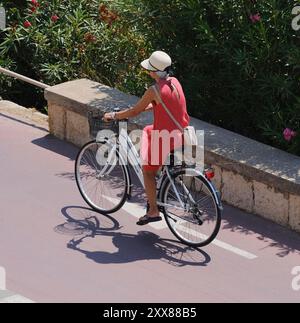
[51,15,59,22]
[283,128,297,142]
[250,13,261,23]
[23,20,32,28]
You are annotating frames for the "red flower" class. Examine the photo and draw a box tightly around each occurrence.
[99,4,118,27]
[250,13,261,23]
[84,32,97,43]
[30,6,36,13]
[283,128,297,142]
[23,20,32,28]
[31,0,39,6]
[51,15,59,22]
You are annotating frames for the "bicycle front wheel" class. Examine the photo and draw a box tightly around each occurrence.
[75,140,129,214]
[162,169,221,247]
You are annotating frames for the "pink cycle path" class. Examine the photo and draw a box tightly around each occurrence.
[0,112,300,303]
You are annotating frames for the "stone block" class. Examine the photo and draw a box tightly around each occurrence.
[48,103,66,140]
[253,181,289,226]
[66,110,90,147]
[289,194,300,233]
[222,169,253,213]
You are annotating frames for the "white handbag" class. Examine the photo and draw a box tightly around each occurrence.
[153,84,198,147]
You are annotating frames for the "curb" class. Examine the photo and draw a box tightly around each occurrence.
[0,100,49,131]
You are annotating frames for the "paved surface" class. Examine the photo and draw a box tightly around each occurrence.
[0,111,300,303]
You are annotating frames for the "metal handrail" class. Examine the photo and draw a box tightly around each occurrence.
[0,66,50,89]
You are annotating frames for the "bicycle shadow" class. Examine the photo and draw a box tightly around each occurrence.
[55,206,211,267]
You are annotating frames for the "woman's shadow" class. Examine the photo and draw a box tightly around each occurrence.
[55,206,211,267]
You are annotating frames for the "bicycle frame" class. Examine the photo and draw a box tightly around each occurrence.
[97,124,223,212]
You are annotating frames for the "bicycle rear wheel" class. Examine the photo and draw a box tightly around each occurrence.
[162,169,221,247]
[75,140,129,214]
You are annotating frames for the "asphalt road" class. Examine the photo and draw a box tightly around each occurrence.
[0,112,300,303]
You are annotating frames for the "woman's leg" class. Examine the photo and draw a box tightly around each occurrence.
[142,168,160,217]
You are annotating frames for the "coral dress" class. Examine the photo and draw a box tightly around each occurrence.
[141,77,190,171]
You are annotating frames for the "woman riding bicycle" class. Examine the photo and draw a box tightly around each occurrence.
[103,51,190,225]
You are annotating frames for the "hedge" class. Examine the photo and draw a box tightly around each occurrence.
[0,0,299,155]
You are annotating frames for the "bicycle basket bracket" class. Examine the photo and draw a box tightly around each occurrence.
[88,110,118,138]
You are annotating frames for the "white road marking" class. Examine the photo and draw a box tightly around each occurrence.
[175,223,257,260]
[103,195,166,229]
[103,195,258,260]
[123,201,167,230]
[212,239,257,260]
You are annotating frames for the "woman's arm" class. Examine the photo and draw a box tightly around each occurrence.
[103,87,156,121]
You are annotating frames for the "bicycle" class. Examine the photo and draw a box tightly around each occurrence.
[75,109,223,247]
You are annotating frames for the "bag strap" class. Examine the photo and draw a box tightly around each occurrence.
[152,83,184,133]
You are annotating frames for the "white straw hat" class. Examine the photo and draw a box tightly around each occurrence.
[141,51,172,72]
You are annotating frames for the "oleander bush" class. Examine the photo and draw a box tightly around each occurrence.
[0,0,151,112]
[0,0,299,155]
